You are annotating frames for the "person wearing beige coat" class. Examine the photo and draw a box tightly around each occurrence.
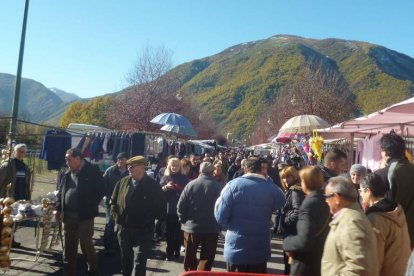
[360,173,411,276]
[322,176,379,276]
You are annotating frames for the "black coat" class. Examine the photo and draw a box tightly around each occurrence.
[111,174,165,232]
[56,161,105,221]
[160,173,189,215]
[283,190,331,276]
[280,185,305,236]
[318,165,338,188]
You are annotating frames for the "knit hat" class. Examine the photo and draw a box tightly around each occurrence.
[350,164,367,176]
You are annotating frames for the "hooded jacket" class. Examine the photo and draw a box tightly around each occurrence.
[366,199,411,276]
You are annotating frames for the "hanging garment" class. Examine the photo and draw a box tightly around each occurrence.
[40,129,72,170]
[131,132,146,156]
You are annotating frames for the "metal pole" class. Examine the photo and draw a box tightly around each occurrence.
[8,0,30,150]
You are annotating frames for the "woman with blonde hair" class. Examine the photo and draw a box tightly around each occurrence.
[283,166,330,276]
[160,157,189,260]
[278,166,305,275]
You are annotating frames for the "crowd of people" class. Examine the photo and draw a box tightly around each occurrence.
[1,132,414,276]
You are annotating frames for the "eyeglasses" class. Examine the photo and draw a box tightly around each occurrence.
[128,164,141,170]
[324,193,335,199]
[358,188,368,193]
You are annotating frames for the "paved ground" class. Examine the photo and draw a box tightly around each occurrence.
[7,171,285,276]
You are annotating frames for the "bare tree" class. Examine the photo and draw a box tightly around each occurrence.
[107,44,221,139]
[107,45,184,131]
[252,59,356,144]
[127,44,173,85]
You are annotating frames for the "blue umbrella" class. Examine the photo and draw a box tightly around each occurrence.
[160,124,197,137]
[150,112,194,129]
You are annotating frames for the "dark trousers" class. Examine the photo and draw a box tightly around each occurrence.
[165,214,182,257]
[63,216,97,276]
[154,217,166,239]
[227,262,267,273]
[118,226,153,276]
[104,203,115,250]
[183,232,218,271]
[283,251,291,275]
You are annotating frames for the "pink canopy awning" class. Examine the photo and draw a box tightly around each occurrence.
[316,97,414,139]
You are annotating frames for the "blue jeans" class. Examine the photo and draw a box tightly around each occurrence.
[104,202,115,250]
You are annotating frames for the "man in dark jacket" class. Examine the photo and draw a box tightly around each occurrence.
[318,148,347,185]
[56,148,105,276]
[0,143,32,247]
[111,156,164,276]
[375,133,414,248]
[226,157,241,182]
[177,162,222,271]
[102,152,129,255]
[0,143,32,200]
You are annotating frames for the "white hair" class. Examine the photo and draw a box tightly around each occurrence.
[14,144,27,152]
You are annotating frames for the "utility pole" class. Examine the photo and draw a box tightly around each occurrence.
[8,0,30,151]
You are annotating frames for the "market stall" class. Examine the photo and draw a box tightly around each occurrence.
[269,115,330,167]
[316,97,414,170]
[0,193,62,271]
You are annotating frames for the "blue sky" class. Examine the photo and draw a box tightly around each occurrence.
[1,0,413,98]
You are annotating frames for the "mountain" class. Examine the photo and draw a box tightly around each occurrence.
[49,87,80,103]
[1,35,413,138]
[0,73,73,123]
[169,35,414,138]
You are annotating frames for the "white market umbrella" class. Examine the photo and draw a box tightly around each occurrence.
[279,115,330,134]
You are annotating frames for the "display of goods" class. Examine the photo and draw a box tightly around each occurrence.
[0,197,14,271]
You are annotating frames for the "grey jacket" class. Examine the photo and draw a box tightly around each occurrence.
[177,173,222,234]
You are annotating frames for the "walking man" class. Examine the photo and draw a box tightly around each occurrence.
[177,162,222,271]
[56,148,106,276]
[215,157,285,273]
[322,176,378,276]
[111,156,164,276]
[103,152,129,255]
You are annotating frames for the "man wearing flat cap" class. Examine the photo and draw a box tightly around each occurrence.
[103,152,129,255]
[111,156,165,276]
